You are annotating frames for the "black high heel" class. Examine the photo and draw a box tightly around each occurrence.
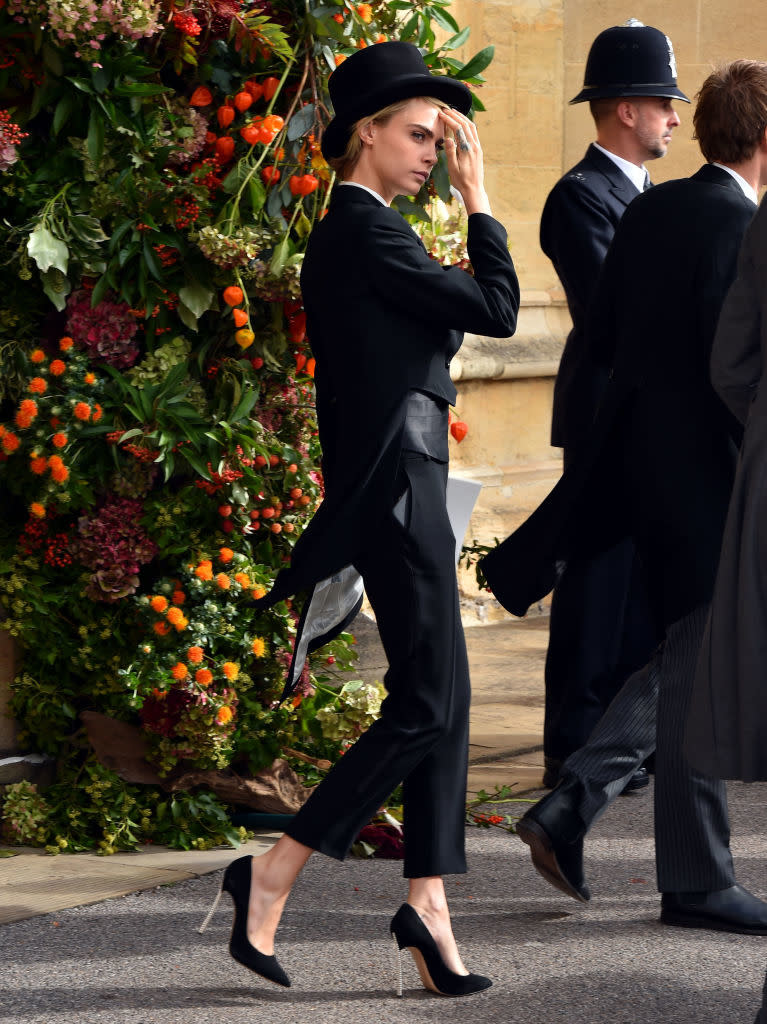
[389,903,492,997]
[197,854,291,988]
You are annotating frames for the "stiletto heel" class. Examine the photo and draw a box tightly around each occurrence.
[389,903,491,997]
[199,854,291,988]
[392,933,404,997]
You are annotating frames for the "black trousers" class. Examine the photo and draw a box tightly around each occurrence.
[285,453,471,878]
[543,446,659,762]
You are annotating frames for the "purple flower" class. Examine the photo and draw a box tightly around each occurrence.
[66,290,140,368]
[75,495,157,603]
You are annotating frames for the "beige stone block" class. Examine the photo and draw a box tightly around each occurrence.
[563,1,698,64]
[698,5,767,62]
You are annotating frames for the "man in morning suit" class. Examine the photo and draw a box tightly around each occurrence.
[539,21,685,790]
[490,60,767,934]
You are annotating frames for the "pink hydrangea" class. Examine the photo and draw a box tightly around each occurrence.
[75,496,157,602]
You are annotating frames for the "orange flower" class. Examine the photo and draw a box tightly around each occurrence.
[171,662,188,680]
[153,620,170,636]
[216,706,234,725]
[187,645,204,664]
[59,337,74,351]
[251,585,266,600]
[29,502,46,519]
[166,606,184,625]
[30,349,46,364]
[92,403,103,423]
[222,661,240,680]
[334,54,347,66]
[172,615,189,632]
[52,432,68,449]
[84,372,96,385]
[195,667,213,687]
[20,399,38,417]
[251,636,266,658]
[234,572,250,588]
[28,377,47,394]
[73,402,91,421]
[215,573,231,590]
[15,412,33,429]
[194,561,213,580]
[356,3,373,21]
[218,547,234,563]
[50,464,69,484]
[171,589,185,605]
[150,595,168,613]
[1,432,20,453]
[30,456,48,475]
[49,359,66,376]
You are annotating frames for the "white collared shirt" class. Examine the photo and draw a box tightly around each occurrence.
[593,142,648,194]
[711,163,758,205]
[338,180,389,206]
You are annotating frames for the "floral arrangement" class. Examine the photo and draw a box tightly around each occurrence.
[0,0,493,854]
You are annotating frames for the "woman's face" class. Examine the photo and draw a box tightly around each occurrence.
[356,98,444,202]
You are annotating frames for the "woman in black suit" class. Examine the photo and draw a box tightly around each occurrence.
[200,42,519,996]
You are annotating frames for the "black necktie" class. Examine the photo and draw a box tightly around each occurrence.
[643,171,651,191]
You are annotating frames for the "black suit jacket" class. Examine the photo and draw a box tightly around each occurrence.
[259,185,519,609]
[483,164,755,625]
[541,144,641,448]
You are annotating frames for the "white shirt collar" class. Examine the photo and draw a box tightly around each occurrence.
[711,163,758,205]
[338,181,389,206]
[593,142,648,194]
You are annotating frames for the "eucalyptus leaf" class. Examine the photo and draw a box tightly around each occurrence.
[287,103,316,141]
[27,224,69,274]
[40,267,71,311]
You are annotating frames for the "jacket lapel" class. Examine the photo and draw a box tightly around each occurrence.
[691,162,758,209]
[584,143,641,209]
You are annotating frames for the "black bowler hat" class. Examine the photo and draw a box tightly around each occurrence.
[570,20,690,105]
[321,41,472,161]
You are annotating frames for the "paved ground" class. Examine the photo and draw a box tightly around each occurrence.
[2,613,767,1023]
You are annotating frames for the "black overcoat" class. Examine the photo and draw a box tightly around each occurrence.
[687,196,767,781]
[256,185,519,683]
[482,164,756,626]
[541,144,641,448]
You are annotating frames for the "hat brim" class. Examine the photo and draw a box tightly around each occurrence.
[321,73,472,161]
[569,84,690,104]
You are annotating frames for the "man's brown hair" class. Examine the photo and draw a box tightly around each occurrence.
[694,59,767,164]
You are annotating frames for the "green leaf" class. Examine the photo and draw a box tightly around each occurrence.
[178,281,214,318]
[177,302,199,333]
[142,237,162,280]
[427,6,459,32]
[269,237,290,276]
[441,26,470,50]
[69,215,108,245]
[454,45,494,80]
[27,224,69,275]
[40,268,71,311]
[87,109,105,164]
[52,95,74,135]
[247,175,266,214]
[229,390,258,424]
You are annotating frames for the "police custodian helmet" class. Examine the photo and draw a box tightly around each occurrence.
[570,19,690,105]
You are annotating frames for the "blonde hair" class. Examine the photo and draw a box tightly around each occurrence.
[328,95,450,176]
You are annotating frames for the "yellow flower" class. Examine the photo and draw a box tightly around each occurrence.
[251,636,266,658]
[222,662,239,680]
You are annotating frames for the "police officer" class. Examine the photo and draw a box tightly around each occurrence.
[540,21,687,789]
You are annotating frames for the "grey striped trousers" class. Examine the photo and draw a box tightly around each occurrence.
[560,603,735,892]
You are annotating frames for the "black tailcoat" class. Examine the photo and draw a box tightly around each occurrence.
[687,196,767,782]
[257,186,519,662]
[483,165,756,626]
[542,144,641,448]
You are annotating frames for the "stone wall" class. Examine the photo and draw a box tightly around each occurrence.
[446,0,766,618]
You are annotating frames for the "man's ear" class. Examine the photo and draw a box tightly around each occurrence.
[616,99,638,129]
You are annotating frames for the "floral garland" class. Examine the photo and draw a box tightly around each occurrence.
[0,0,493,854]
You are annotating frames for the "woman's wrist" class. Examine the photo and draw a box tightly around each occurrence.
[460,187,492,217]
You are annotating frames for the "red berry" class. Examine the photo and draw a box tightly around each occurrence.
[254,454,267,468]
[269,454,280,467]
[218,504,233,517]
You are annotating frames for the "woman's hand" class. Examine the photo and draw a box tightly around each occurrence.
[439,107,492,216]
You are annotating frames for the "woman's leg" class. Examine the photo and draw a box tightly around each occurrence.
[246,835,312,954]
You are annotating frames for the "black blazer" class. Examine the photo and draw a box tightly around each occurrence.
[483,164,756,625]
[259,185,519,608]
[541,144,641,448]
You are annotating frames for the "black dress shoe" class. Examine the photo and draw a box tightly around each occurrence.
[516,791,590,903]
[621,766,650,793]
[660,884,767,935]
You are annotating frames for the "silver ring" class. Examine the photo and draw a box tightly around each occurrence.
[455,128,470,152]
